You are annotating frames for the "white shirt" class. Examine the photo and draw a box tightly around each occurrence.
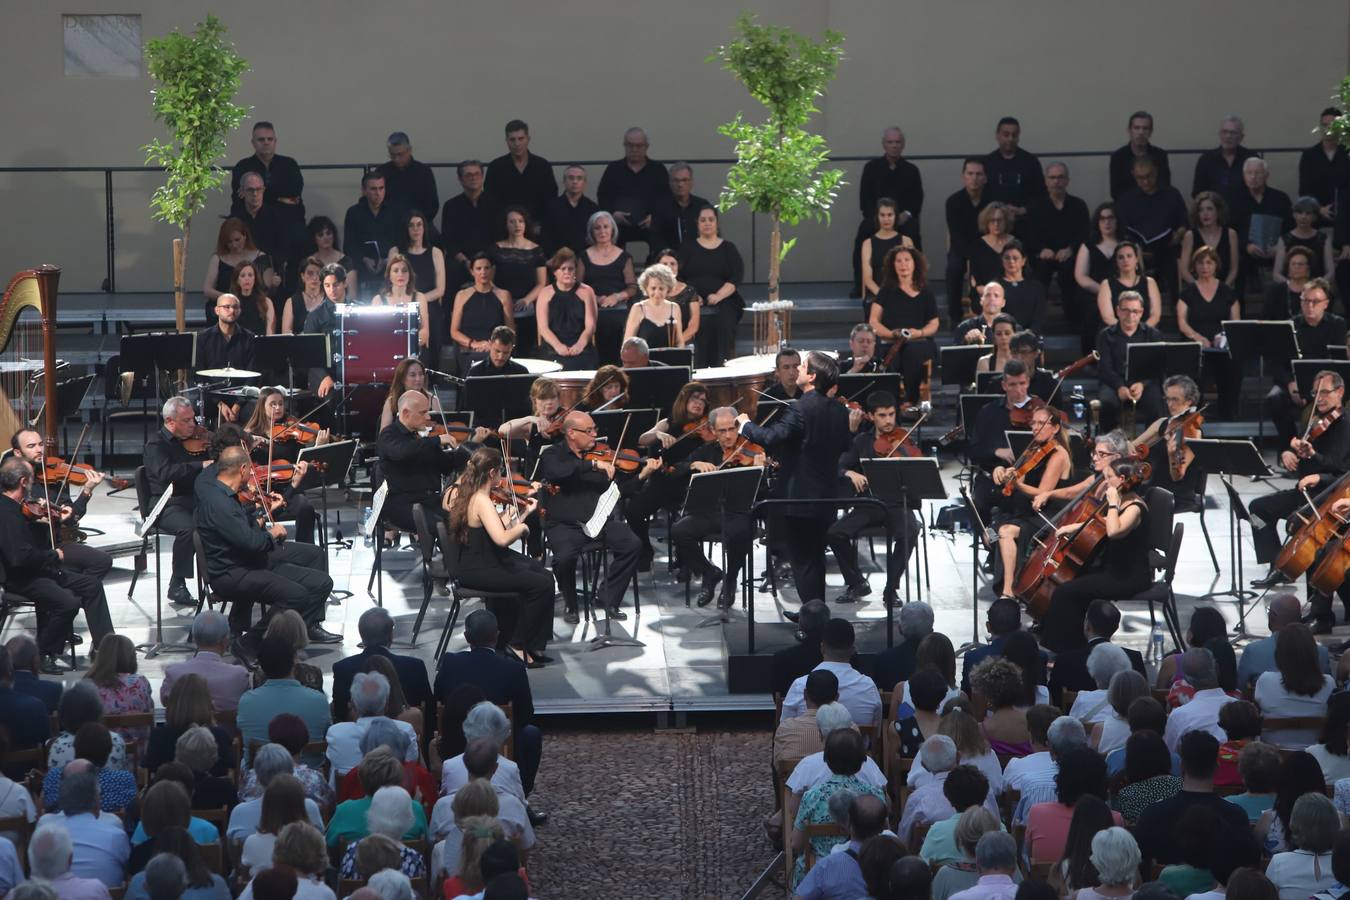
[909,750,1005,795]
[0,837,21,895]
[897,773,1002,846]
[440,755,525,806]
[1096,714,1131,758]
[1163,687,1231,751]
[1069,689,1113,725]
[0,778,35,825]
[239,833,277,878]
[239,874,334,900]
[1255,672,1335,749]
[786,752,887,795]
[1186,891,1226,900]
[325,716,421,778]
[1011,768,1060,824]
[951,874,1019,900]
[1002,752,1054,793]
[430,783,535,850]
[1266,849,1336,900]
[1308,745,1350,785]
[781,661,882,729]
[36,812,129,887]
[226,796,325,843]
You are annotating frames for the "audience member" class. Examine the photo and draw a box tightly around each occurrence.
[1308,830,1350,900]
[1254,622,1335,748]
[1162,649,1229,751]
[1047,796,1117,895]
[932,807,1014,900]
[1307,693,1350,785]
[950,832,1019,900]
[331,608,431,721]
[48,683,127,773]
[1012,716,1088,823]
[241,823,333,900]
[238,773,309,878]
[959,598,1022,693]
[1002,705,1061,791]
[226,745,325,844]
[430,739,533,857]
[791,729,888,888]
[1091,670,1149,757]
[1024,749,1120,864]
[237,637,331,759]
[1259,752,1329,854]
[771,601,833,696]
[23,823,112,900]
[893,668,950,760]
[5,634,62,711]
[918,765,996,866]
[37,767,128,886]
[338,787,425,880]
[968,659,1032,758]
[173,726,233,810]
[244,867,297,900]
[910,710,1005,793]
[325,672,419,778]
[143,674,234,777]
[1110,111,1171,200]
[1111,730,1181,824]
[1229,741,1281,823]
[1265,793,1338,900]
[135,853,187,900]
[795,792,889,899]
[1135,731,1252,867]
[338,718,435,808]
[159,612,250,712]
[377,132,439,226]
[1214,699,1263,787]
[0,644,51,779]
[326,748,427,849]
[125,829,227,900]
[41,724,135,815]
[238,716,334,807]
[1192,116,1258,202]
[782,618,882,729]
[775,670,838,768]
[1067,643,1131,727]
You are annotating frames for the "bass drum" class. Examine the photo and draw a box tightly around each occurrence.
[336,303,416,439]
[540,369,595,411]
[693,363,772,419]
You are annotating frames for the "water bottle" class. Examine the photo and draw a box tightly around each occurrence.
[361,506,374,548]
[1151,625,1165,661]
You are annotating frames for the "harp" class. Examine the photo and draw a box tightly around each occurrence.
[0,265,60,449]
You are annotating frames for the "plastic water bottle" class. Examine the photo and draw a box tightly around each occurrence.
[361,507,373,548]
[1151,625,1165,661]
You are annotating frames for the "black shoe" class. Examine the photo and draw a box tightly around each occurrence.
[1312,620,1335,636]
[562,608,580,625]
[717,588,736,610]
[606,606,628,621]
[527,805,549,828]
[783,609,801,623]
[306,625,343,644]
[1251,568,1291,589]
[39,655,71,675]
[69,634,83,646]
[882,591,898,608]
[638,548,654,573]
[834,582,872,604]
[167,581,195,607]
[697,567,723,607]
[229,637,257,668]
[531,651,555,664]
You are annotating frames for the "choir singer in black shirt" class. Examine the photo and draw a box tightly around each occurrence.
[1264,279,1348,443]
[1095,291,1163,433]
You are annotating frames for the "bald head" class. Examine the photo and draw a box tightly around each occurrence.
[1268,594,1302,630]
[397,390,430,430]
[62,759,94,777]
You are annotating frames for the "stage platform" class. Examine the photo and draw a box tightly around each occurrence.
[0,446,1312,720]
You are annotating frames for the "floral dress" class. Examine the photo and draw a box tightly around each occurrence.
[48,730,129,772]
[94,673,154,748]
[792,774,887,886]
[237,763,334,810]
[339,841,426,879]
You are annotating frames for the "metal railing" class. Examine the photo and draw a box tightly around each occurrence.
[0,145,1310,293]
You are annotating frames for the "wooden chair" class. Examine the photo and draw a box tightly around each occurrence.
[107,886,126,900]
[104,712,155,775]
[214,709,238,736]
[776,758,802,886]
[1060,690,1078,716]
[1151,688,1171,707]
[496,702,516,761]
[1262,716,1327,742]
[5,746,45,782]
[198,841,224,875]
[801,821,849,872]
[1012,822,1026,861]
[0,816,33,875]
[1003,789,1021,829]
[911,820,933,852]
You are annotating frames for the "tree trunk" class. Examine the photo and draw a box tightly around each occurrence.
[173,223,189,334]
[768,215,781,303]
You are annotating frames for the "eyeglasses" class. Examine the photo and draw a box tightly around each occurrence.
[1092,450,1119,459]
[216,304,240,310]
[569,426,597,435]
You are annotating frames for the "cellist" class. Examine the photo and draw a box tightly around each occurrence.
[990,405,1072,601]
[1251,370,1350,590]
[1131,375,1205,512]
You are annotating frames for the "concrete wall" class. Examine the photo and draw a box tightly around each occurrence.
[1,0,1346,297]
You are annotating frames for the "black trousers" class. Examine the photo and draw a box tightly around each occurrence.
[944,253,970,325]
[159,500,196,582]
[273,493,318,545]
[461,551,555,654]
[825,504,920,597]
[60,542,113,580]
[624,474,685,559]
[775,512,833,604]
[1042,569,1149,652]
[1250,488,1306,565]
[889,339,936,405]
[694,300,742,368]
[213,541,333,634]
[671,511,753,591]
[546,519,641,611]
[1097,382,1163,434]
[15,567,113,657]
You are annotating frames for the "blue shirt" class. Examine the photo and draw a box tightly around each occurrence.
[131,816,219,846]
[236,679,331,762]
[795,840,867,900]
[42,767,137,814]
[126,871,231,900]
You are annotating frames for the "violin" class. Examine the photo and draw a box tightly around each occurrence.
[584,442,645,473]
[681,418,716,443]
[181,425,212,456]
[1165,409,1204,481]
[426,421,476,442]
[1013,464,1151,618]
[34,458,132,492]
[20,497,53,522]
[1273,471,1350,581]
[1302,407,1343,450]
[270,418,326,444]
[490,475,558,505]
[1000,439,1058,497]
[1007,398,1068,429]
[720,438,766,468]
[249,460,328,488]
[872,428,921,458]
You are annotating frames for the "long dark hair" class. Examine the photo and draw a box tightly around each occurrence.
[1275,623,1328,696]
[1273,751,1325,837]
[880,245,928,292]
[148,825,214,888]
[448,447,501,544]
[230,259,270,327]
[1001,630,1042,706]
[1058,796,1114,890]
[670,382,708,430]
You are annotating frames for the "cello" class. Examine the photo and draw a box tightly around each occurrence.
[1013,462,1151,619]
[1273,470,1350,581]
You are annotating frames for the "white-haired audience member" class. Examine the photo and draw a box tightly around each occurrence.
[1073,827,1140,900]
[898,736,1000,845]
[20,824,111,900]
[36,767,129,887]
[950,831,1019,900]
[1069,643,1131,726]
[226,744,326,844]
[339,788,426,879]
[326,673,420,778]
[440,703,525,805]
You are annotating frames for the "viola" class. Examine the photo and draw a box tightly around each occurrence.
[681,418,716,443]
[35,457,131,491]
[720,438,767,468]
[181,425,212,456]
[1007,398,1068,429]
[1165,410,1204,481]
[1303,407,1343,449]
[490,476,558,504]
[20,497,53,522]
[426,421,475,442]
[584,441,644,473]
[1273,471,1350,581]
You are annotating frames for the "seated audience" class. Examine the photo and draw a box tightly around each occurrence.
[1104,697,1178,777]
[238,823,334,900]
[858,835,912,900]
[909,707,1005,795]
[339,719,436,810]
[1024,749,1121,864]
[1259,751,1328,854]
[931,807,1018,900]
[1264,793,1339,900]
[429,781,505,884]
[1254,623,1335,748]
[5,634,62,712]
[1090,670,1148,757]
[795,793,889,900]
[775,670,838,768]
[1162,648,1229,751]
[1013,717,1089,822]
[239,773,309,878]
[41,726,135,817]
[128,779,215,875]
[960,599,1023,694]
[781,618,882,729]
[1236,594,1331,692]
[226,745,325,844]
[1158,805,1222,898]
[23,823,113,900]
[237,637,331,759]
[791,729,888,889]
[1135,731,1252,867]
[892,668,948,760]
[1309,831,1350,900]
[159,612,251,712]
[123,828,228,900]
[36,767,129,886]
[787,703,887,803]
[430,739,533,857]
[83,635,152,748]
[48,683,128,773]
[1002,705,1061,792]
[919,766,995,866]
[1068,643,1131,727]
[1046,600,1145,704]
[143,674,234,778]
[326,672,420,778]
[251,612,324,693]
[1071,827,1139,900]
[771,602,833,697]
[969,658,1032,758]
[1228,741,1281,824]
[327,748,427,849]
[331,608,432,722]
[1215,699,1264,787]
[1047,797,1120,896]
[950,832,1019,900]
[173,726,234,810]
[237,715,333,809]
[1111,731,1181,825]
[338,787,426,880]
[439,703,526,806]
[443,821,506,900]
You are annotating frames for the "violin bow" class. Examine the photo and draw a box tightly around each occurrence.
[36,443,55,549]
[592,390,627,414]
[884,410,929,459]
[55,424,92,501]
[501,442,525,516]
[610,414,633,468]
[240,440,279,530]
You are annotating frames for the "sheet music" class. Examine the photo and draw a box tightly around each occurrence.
[583,482,621,538]
[367,482,388,539]
[137,484,173,538]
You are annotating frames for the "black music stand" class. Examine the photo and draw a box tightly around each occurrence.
[682,466,764,627]
[461,374,537,429]
[940,345,987,389]
[1224,320,1298,444]
[755,398,793,425]
[837,373,903,406]
[1189,438,1271,639]
[255,334,328,395]
[1293,360,1350,397]
[297,439,359,556]
[1125,341,1202,383]
[624,365,690,417]
[591,409,660,449]
[649,347,693,368]
[863,457,946,612]
[119,332,194,414]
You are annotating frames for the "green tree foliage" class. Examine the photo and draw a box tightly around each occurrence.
[1328,76,1350,150]
[711,14,845,299]
[142,15,248,329]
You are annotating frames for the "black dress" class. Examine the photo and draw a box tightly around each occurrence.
[457,289,507,341]
[1281,230,1327,277]
[236,292,268,336]
[873,286,939,405]
[543,288,596,371]
[671,284,701,340]
[1187,228,1234,283]
[631,301,679,350]
[405,247,438,296]
[1180,280,1241,419]
[205,253,272,324]
[678,239,745,367]
[490,244,546,300]
[1106,275,1153,321]
[404,248,446,376]
[455,522,555,655]
[866,233,905,294]
[1043,496,1151,651]
[585,248,634,366]
[1074,242,1117,356]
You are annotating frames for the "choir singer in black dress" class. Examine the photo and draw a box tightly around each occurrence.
[736,351,855,616]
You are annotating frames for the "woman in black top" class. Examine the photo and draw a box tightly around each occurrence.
[1073,203,1121,356]
[299,264,343,399]
[449,252,514,376]
[490,206,548,307]
[1177,246,1242,418]
[656,248,702,347]
[860,198,913,317]
[1178,191,1240,291]
[535,247,597,370]
[230,260,274,335]
[1273,196,1334,281]
[868,246,940,406]
[624,263,684,350]
[304,216,358,300]
[678,206,745,367]
[281,256,323,336]
[997,239,1045,333]
[1096,241,1162,329]
[969,202,1015,299]
[201,217,272,322]
[391,210,446,370]
[583,211,636,366]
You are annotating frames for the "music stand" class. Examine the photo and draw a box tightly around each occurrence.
[1189,438,1272,640]
[461,373,538,429]
[591,409,660,449]
[940,346,987,389]
[1004,430,1035,458]
[682,466,765,626]
[297,440,359,554]
[255,334,329,395]
[755,398,793,425]
[1125,342,1202,383]
[119,332,195,414]
[1293,360,1350,398]
[863,457,947,615]
[837,373,903,406]
[649,347,693,369]
[623,366,690,416]
[1224,320,1299,444]
[133,486,195,659]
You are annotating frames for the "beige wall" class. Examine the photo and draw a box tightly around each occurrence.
[1,0,1346,296]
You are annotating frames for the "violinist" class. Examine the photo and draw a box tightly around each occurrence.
[194,446,340,643]
[144,396,215,607]
[465,326,528,377]
[242,388,327,544]
[375,391,470,536]
[973,314,1018,376]
[837,324,884,374]
[670,406,764,609]
[577,366,629,413]
[1251,370,1350,589]
[499,378,564,461]
[9,429,112,583]
[989,405,1072,601]
[1131,375,1206,509]
[378,359,443,431]
[629,382,711,569]
[443,447,555,666]
[1095,290,1163,433]
[536,411,661,624]
[968,359,1040,525]
[195,293,259,425]
[955,282,1009,345]
[824,391,923,607]
[868,246,938,409]
[1028,438,1150,652]
[0,457,113,673]
[620,337,662,368]
[1264,279,1347,444]
[763,348,802,401]
[735,351,853,615]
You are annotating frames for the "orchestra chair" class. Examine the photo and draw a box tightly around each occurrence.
[192,528,268,630]
[409,503,452,645]
[1177,470,1221,575]
[1118,486,1185,652]
[577,534,641,621]
[365,460,420,607]
[432,519,516,661]
[0,559,77,669]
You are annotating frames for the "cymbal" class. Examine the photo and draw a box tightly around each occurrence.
[0,360,50,374]
[197,367,261,379]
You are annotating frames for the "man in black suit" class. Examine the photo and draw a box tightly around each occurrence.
[737,351,855,615]
[1047,600,1147,704]
[434,610,545,825]
[870,601,933,693]
[331,608,432,721]
[376,391,474,533]
[144,396,214,607]
[770,601,831,697]
[4,634,61,712]
[959,597,1022,694]
[0,645,51,778]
